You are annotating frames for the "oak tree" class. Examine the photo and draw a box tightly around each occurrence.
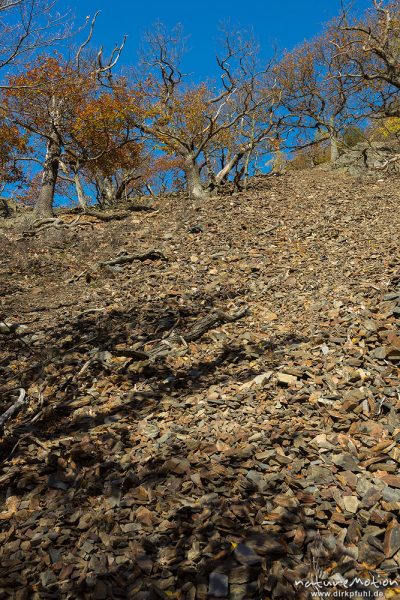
[275,24,361,161]
[0,0,67,83]
[338,0,400,117]
[131,24,279,200]
[4,18,126,217]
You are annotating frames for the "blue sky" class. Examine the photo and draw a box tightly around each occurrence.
[74,0,372,79]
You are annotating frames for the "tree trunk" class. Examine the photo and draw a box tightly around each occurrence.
[214,150,245,186]
[203,149,216,188]
[243,149,252,189]
[115,169,142,201]
[329,117,339,162]
[74,171,88,210]
[102,176,115,205]
[184,155,209,200]
[35,137,60,219]
[95,173,116,206]
[271,149,286,175]
[330,135,339,162]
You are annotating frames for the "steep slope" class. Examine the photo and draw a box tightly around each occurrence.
[0,169,399,599]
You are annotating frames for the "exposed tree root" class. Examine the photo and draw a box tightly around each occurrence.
[23,216,92,236]
[99,250,168,267]
[68,249,167,283]
[138,305,249,361]
[81,210,131,221]
[0,389,27,431]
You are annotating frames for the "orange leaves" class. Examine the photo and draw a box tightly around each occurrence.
[72,90,133,152]
[0,122,27,155]
[74,86,133,137]
[3,54,142,178]
[0,121,27,184]
[72,85,143,178]
[135,78,218,151]
[7,55,94,105]
[7,56,64,93]
[177,85,210,138]
[4,55,96,136]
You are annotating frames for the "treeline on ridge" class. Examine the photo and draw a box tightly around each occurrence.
[0,0,399,219]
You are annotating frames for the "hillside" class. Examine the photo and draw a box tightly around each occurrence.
[1,168,400,599]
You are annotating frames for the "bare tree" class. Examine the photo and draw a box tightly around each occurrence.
[275,22,362,162]
[3,14,127,218]
[335,0,400,120]
[131,24,280,200]
[0,0,67,83]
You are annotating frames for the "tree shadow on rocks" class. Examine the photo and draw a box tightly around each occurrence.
[2,300,350,599]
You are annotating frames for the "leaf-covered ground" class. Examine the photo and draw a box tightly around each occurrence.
[1,169,400,599]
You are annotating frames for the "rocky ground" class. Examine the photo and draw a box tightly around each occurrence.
[0,168,400,600]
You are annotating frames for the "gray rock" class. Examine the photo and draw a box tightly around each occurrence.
[307,465,334,484]
[234,543,262,565]
[358,540,385,567]
[361,487,383,508]
[229,566,256,585]
[209,572,229,597]
[331,141,400,176]
[246,470,268,492]
[332,453,361,472]
[277,372,298,386]
[343,496,359,514]
[382,486,400,503]
[384,292,400,301]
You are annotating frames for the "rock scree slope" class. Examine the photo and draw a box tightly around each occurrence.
[0,168,400,599]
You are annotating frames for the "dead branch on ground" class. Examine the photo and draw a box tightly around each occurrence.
[68,249,167,282]
[128,305,249,361]
[0,389,27,430]
[99,250,168,267]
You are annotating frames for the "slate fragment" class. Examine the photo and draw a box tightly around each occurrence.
[234,543,262,565]
[383,520,400,558]
[209,572,229,597]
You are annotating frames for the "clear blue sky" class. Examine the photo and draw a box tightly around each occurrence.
[74,0,372,79]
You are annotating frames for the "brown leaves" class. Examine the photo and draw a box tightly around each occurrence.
[6,56,95,133]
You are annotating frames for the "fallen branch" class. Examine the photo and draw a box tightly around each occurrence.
[69,248,167,281]
[0,320,15,334]
[78,307,109,317]
[146,305,249,360]
[63,204,158,217]
[375,153,400,171]
[0,320,33,352]
[99,250,167,268]
[0,389,27,430]
[141,209,160,218]
[82,210,131,222]
[68,270,89,284]
[265,223,281,234]
[126,204,157,213]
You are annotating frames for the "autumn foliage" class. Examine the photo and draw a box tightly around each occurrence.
[0,0,398,213]
[0,119,27,185]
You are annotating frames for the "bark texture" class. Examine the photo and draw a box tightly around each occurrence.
[35,138,61,219]
[74,172,88,210]
[330,136,340,162]
[184,155,209,201]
